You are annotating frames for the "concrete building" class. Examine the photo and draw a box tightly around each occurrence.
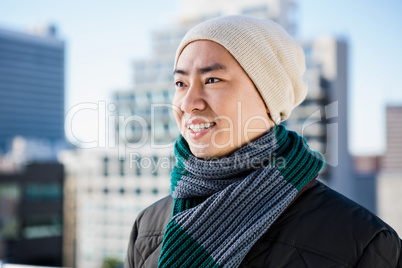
[285,37,353,197]
[377,105,402,235]
[177,0,297,33]
[381,106,402,170]
[0,26,65,157]
[0,163,64,266]
[60,147,172,268]
[352,155,381,213]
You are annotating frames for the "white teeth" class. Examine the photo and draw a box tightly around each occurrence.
[187,122,215,132]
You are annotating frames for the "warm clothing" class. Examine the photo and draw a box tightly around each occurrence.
[125,125,401,267]
[125,180,402,268]
[159,125,324,267]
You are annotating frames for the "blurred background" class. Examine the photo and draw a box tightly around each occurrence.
[0,0,401,267]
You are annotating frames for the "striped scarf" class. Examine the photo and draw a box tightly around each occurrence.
[158,125,325,267]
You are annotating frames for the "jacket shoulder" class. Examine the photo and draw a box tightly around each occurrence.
[136,195,173,236]
[125,196,173,268]
[244,181,401,267]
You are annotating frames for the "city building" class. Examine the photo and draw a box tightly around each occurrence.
[0,26,65,158]
[377,105,402,235]
[352,155,381,213]
[60,147,172,268]
[381,106,402,170]
[0,24,66,266]
[0,163,64,266]
[286,36,353,198]
[176,0,297,33]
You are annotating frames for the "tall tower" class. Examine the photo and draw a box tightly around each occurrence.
[0,26,65,157]
[382,106,402,170]
[286,37,352,197]
[377,105,402,235]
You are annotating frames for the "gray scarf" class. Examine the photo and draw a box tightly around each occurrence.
[158,125,325,267]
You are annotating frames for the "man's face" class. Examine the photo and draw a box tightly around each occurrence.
[173,40,272,159]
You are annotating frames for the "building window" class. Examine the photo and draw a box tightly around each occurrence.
[119,158,125,177]
[152,155,159,176]
[103,188,109,195]
[135,188,141,195]
[163,91,169,102]
[119,188,125,195]
[103,156,109,177]
[151,91,166,104]
[22,214,62,239]
[0,183,20,239]
[24,182,62,202]
[152,188,159,195]
[135,156,141,176]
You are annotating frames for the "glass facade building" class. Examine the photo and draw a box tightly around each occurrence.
[0,27,65,154]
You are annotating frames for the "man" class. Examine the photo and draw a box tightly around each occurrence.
[125,15,401,267]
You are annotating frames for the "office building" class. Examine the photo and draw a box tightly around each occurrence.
[286,37,353,197]
[0,26,65,158]
[381,106,402,170]
[177,0,297,33]
[377,105,402,235]
[352,155,380,213]
[0,163,64,266]
[60,147,172,268]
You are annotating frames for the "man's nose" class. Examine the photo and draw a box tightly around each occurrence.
[180,83,206,113]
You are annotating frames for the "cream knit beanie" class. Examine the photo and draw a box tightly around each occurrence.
[174,15,308,124]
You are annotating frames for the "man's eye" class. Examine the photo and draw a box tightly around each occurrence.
[175,81,186,87]
[206,78,221,84]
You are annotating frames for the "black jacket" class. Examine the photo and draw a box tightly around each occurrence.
[125,181,402,267]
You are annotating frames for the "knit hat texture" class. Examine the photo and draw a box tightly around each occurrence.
[174,15,308,123]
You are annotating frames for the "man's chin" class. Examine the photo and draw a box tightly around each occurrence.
[190,147,232,160]
[190,148,210,159]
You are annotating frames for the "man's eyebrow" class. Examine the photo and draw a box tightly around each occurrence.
[173,69,187,75]
[173,63,227,76]
[197,63,227,75]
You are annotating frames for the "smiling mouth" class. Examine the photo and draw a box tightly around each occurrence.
[186,122,216,133]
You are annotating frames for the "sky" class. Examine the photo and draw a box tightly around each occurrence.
[0,0,401,156]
